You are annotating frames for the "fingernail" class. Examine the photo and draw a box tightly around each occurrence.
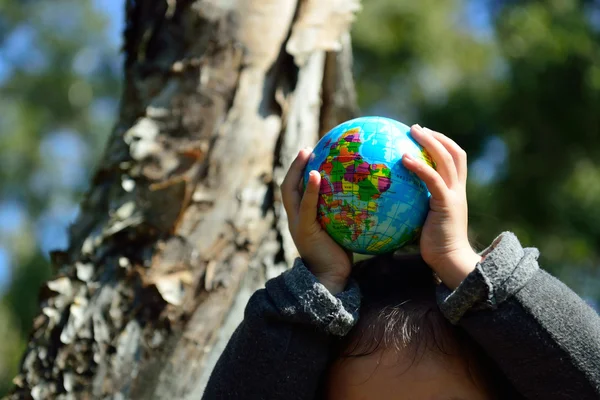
[403,153,414,161]
[412,124,424,135]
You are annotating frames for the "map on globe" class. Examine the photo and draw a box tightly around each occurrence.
[305,117,434,255]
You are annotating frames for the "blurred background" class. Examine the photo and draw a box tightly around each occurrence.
[0,0,599,393]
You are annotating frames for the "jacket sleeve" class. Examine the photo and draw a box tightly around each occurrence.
[202,258,361,400]
[437,232,600,399]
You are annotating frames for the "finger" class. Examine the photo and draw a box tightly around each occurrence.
[281,148,311,215]
[410,125,458,188]
[299,170,320,228]
[297,177,304,194]
[425,128,468,185]
[402,153,447,200]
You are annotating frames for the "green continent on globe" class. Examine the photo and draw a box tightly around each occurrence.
[317,128,394,251]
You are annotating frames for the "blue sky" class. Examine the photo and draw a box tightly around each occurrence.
[0,1,124,294]
[95,0,125,48]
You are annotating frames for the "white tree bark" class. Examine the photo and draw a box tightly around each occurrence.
[9,1,360,398]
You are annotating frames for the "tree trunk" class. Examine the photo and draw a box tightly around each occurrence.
[8,0,359,399]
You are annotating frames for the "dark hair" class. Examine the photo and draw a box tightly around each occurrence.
[328,252,520,398]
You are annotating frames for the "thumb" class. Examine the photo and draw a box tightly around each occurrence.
[299,170,321,227]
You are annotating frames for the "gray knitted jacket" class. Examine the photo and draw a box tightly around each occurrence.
[203,233,600,399]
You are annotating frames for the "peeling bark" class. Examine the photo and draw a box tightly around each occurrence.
[8,1,360,399]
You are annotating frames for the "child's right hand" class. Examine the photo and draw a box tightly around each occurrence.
[281,149,353,294]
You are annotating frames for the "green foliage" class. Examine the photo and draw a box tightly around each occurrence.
[353,0,600,300]
[0,0,120,393]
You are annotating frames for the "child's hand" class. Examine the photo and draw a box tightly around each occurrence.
[282,149,353,294]
[402,125,482,289]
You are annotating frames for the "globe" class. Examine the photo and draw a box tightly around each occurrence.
[304,116,434,255]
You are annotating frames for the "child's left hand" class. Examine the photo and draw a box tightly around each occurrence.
[402,125,482,289]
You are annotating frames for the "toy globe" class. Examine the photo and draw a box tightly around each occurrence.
[304,116,434,255]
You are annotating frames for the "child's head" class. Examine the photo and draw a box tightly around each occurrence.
[325,253,517,400]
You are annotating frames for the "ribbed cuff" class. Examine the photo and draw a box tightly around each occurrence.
[437,232,540,324]
[265,258,361,336]
[437,264,494,324]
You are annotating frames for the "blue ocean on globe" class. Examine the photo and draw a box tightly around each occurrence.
[304,116,434,255]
